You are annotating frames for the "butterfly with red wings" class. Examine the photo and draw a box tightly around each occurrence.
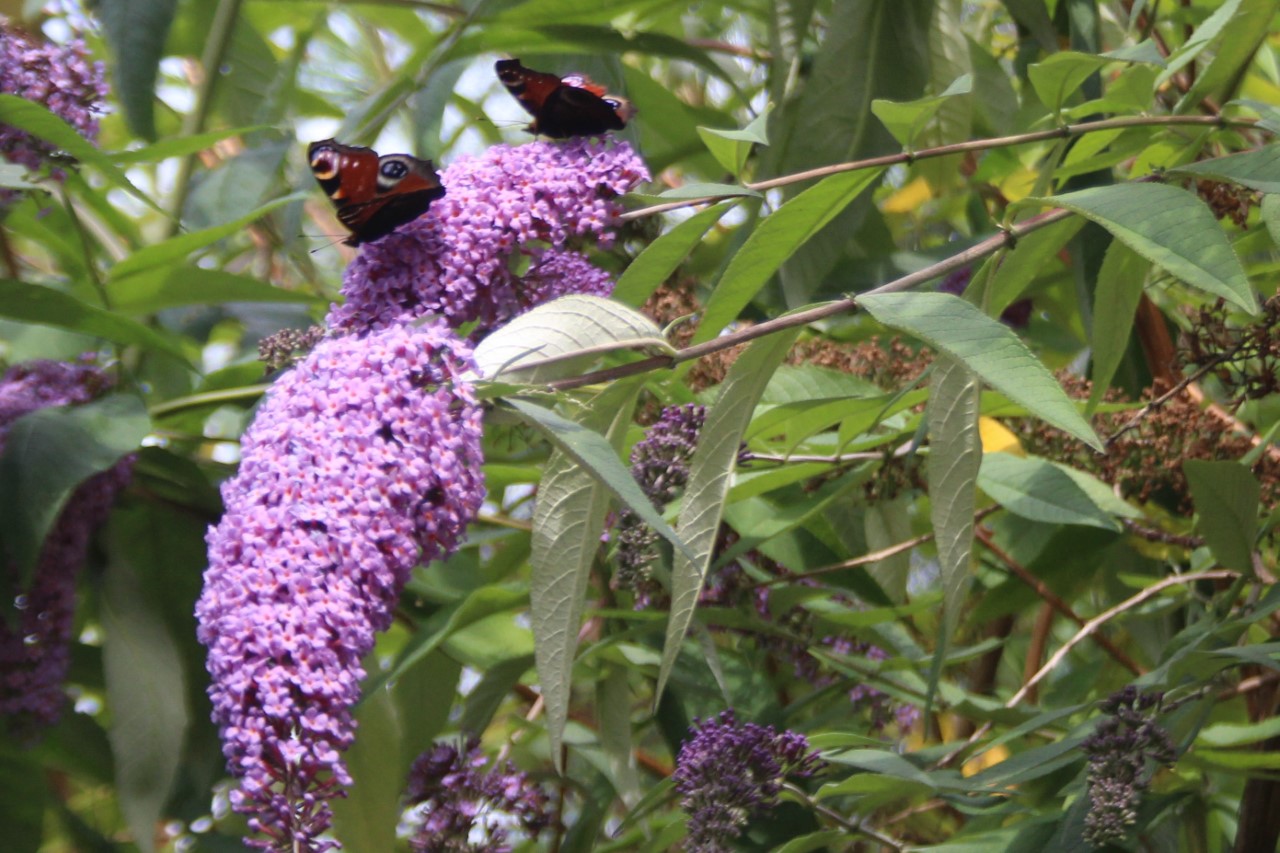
[495,58,635,139]
[307,139,446,246]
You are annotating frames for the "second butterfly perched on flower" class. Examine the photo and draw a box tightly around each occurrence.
[496,58,635,138]
[307,139,445,246]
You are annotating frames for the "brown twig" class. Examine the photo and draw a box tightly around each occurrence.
[939,570,1238,768]
[976,527,1143,675]
[543,209,1075,393]
[1120,518,1204,549]
[621,114,1252,222]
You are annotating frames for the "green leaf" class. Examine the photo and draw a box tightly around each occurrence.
[656,328,802,703]
[926,355,981,708]
[0,96,165,214]
[97,0,177,140]
[471,296,672,383]
[858,292,1103,449]
[331,687,401,853]
[1198,715,1280,748]
[390,650,461,780]
[101,538,188,853]
[0,752,44,853]
[0,394,148,579]
[613,202,734,306]
[0,279,191,362]
[693,167,884,344]
[508,395,691,563]
[1174,0,1275,112]
[109,267,322,314]
[1028,184,1256,314]
[1027,52,1109,112]
[1156,0,1242,87]
[979,453,1120,530]
[645,182,760,201]
[109,194,307,280]
[871,73,972,149]
[1264,194,1280,248]
[459,654,535,736]
[1089,241,1150,411]
[1184,459,1260,572]
[697,107,771,177]
[1167,144,1280,195]
[528,381,640,767]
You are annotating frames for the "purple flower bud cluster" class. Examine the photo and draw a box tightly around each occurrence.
[0,359,131,739]
[0,22,108,202]
[1081,686,1176,846]
[613,404,706,604]
[403,739,551,852]
[195,321,485,850]
[327,137,648,335]
[673,710,824,853]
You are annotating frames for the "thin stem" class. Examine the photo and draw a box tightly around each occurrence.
[621,114,1251,221]
[166,0,243,236]
[544,208,1074,393]
[149,384,271,417]
[781,783,907,851]
[1102,348,1238,445]
[940,570,1238,768]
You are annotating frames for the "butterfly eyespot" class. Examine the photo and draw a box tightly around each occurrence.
[380,160,409,180]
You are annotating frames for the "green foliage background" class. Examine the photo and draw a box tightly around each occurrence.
[2,0,1280,850]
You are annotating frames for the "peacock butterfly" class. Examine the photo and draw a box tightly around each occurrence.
[307,139,446,246]
[495,58,635,139]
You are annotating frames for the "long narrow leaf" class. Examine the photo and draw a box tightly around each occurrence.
[656,327,802,703]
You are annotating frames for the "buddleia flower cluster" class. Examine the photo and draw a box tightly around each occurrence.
[0,20,108,204]
[1081,686,1177,846]
[402,739,551,852]
[673,710,824,852]
[0,359,132,739]
[329,137,649,335]
[196,323,485,849]
[613,403,706,603]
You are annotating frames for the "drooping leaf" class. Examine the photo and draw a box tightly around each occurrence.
[1088,240,1150,411]
[1027,184,1256,314]
[871,74,972,149]
[0,279,191,362]
[694,167,884,344]
[926,355,981,708]
[527,380,640,767]
[108,194,307,281]
[982,216,1084,317]
[101,535,188,853]
[656,327,802,703]
[0,394,149,580]
[1027,52,1109,112]
[697,107,771,177]
[858,292,1102,449]
[0,95,164,212]
[471,295,671,383]
[96,0,178,139]
[507,395,691,563]
[1184,460,1260,573]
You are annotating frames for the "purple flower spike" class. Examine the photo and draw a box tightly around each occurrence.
[674,710,824,852]
[0,23,108,204]
[196,321,486,850]
[328,138,649,335]
[403,739,551,852]
[0,360,132,739]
